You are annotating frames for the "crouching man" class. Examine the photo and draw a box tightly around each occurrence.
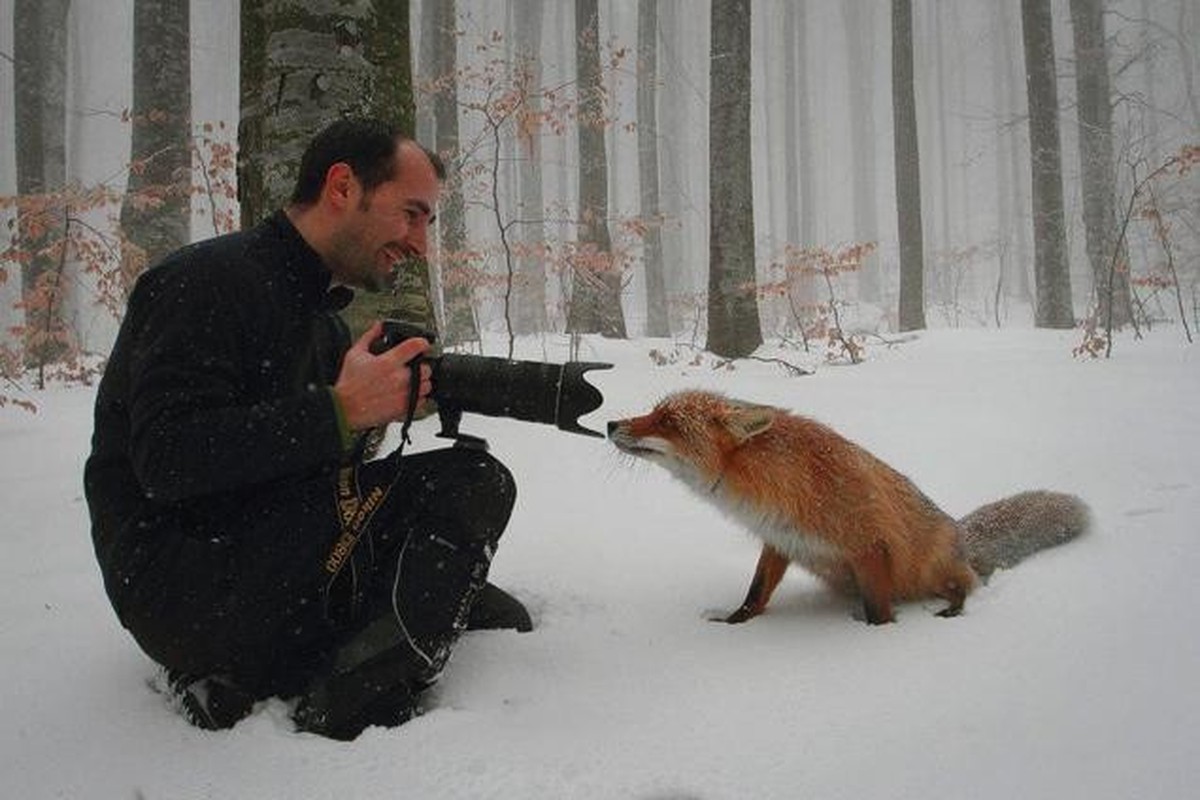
[84,118,530,740]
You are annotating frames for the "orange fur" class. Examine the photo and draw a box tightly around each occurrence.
[609,390,982,624]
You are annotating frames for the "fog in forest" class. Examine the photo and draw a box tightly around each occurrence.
[1,0,1197,363]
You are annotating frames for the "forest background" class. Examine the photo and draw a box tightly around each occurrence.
[0,0,1197,406]
[1,4,1198,797]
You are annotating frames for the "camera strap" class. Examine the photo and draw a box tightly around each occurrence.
[322,359,422,582]
[397,355,423,447]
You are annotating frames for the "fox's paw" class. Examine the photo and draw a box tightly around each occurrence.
[711,606,759,624]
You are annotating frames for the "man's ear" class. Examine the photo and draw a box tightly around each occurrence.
[323,162,358,210]
[725,406,775,443]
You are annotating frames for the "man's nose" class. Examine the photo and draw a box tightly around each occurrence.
[403,221,429,258]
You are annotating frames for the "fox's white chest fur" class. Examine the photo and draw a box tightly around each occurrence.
[661,456,841,568]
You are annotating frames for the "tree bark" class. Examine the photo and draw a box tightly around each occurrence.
[511,0,549,336]
[1069,0,1132,327]
[567,0,627,337]
[638,0,669,338]
[121,0,192,280]
[239,0,417,338]
[842,0,881,302]
[892,0,926,331]
[13,0,71,365]
[238,0,414,228]
[427,0,476,345]
[1021,0,1075,328]
[706,0,762,357]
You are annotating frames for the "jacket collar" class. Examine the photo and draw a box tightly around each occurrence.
[262,210,351,311]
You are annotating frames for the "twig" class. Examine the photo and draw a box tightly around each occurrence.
[863,332,920,348]
[743,355,814,376]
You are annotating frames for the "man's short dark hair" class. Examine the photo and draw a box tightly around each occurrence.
[290,118,446,206]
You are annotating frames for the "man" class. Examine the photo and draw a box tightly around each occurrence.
[85,118,530,740]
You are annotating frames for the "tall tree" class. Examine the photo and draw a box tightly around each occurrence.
[239,0,417,337]
[567,0,627,337]
[1020,0,1075,328]
[427,0,476,345]
[655,0,693,326]
[13,0,71,365]
[892,0,926,331]
[780,0,804,315]
[414,1,438,148]
[238,1,414,227]
[120,0,192,277]
[706,0,761,357]
[510,0,549,336]
[638,0,668,337]
[842,0,881,302]
[995,0,1034,307]
[1069,0,1132,328]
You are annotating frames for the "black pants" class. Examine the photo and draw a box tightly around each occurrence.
[194,446,515,699]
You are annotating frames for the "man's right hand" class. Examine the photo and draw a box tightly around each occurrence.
[332,321,433,431]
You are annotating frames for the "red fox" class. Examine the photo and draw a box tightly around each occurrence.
[607,390,1089,625]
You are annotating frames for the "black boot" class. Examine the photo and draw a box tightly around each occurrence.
[297,529,495,740]
[468,583,533,632]
[292,640,422,740]
[164,670,256,731]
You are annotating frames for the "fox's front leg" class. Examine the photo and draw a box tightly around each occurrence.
[719,545,789,624]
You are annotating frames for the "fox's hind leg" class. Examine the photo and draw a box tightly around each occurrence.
[720,545,789,624]
[851,541,896,625]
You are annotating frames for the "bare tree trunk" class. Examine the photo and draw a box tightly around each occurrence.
[781,0,805,315]
[1069,0,1133,327]
[892,0,926,331]
[1001,1,1035,306]
[13,0,70,366]
[239,0,418,338]
[238,0,414,227]
[933,2,953,257]
[638,0,669,338]
[511,0,549,336]
[428,0,476,345]
[706,0,761,358]
[414,0,437,148]
[989,0,1014,325]
[121,0,192,280]
[567,0,627,337]
[842,0,881,302]
[656,0,691,331]
[1021,0,1075,328]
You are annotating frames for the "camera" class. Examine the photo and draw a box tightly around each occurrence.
[370,320,612,444]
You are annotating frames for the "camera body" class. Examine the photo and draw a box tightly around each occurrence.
[371,320,612,443]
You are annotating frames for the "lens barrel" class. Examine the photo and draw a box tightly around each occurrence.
[372,320,611,438]
[433,354,610,437]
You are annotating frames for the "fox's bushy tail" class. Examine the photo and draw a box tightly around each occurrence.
[959,490,1091,580]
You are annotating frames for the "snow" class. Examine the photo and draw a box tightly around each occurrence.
[2,328,1198,799]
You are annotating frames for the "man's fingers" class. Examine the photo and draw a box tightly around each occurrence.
[381,337,431,366]
[352,320,384,353]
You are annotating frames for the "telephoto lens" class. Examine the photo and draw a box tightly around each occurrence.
[373,320,611,438]
[433,354,611,437]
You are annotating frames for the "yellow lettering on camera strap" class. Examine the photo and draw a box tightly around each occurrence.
[324,465,387,578]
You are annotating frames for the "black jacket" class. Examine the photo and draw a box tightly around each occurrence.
[84,212,351,669]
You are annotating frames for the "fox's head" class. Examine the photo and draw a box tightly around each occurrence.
[607,390,778,481]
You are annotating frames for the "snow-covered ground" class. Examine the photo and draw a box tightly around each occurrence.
[2,328,1197,799]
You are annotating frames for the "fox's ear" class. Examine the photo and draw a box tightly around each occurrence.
[726,406,775,442]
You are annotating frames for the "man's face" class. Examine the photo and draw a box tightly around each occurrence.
[329,141,440,293]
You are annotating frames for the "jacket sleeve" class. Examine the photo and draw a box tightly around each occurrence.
[124,264,345,504]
